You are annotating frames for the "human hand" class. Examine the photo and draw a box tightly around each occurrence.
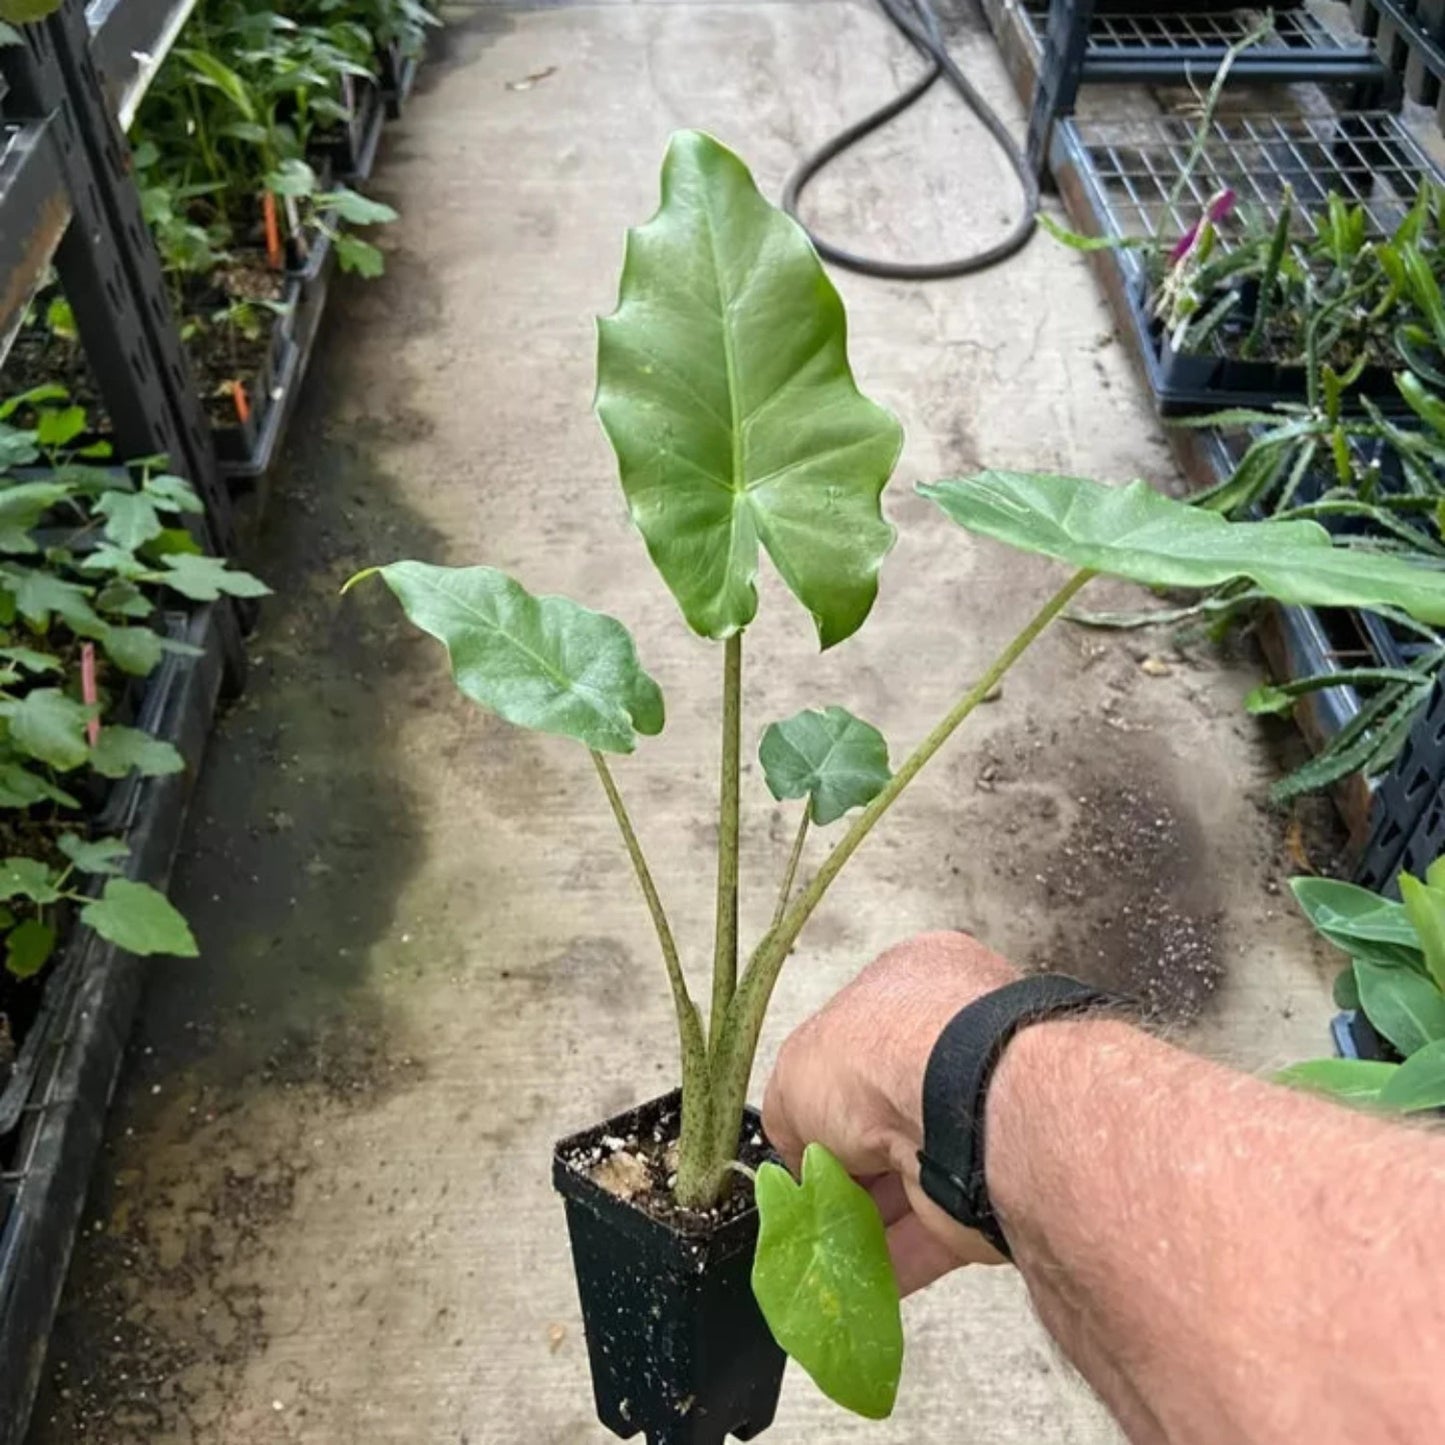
[761,930,1020,1293]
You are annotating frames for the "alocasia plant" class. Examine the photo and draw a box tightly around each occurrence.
[350,130,1445,1417]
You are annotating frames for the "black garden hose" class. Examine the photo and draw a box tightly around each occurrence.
[782,0,1040,279]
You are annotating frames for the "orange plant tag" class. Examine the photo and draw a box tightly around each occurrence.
[81,642,99,746]
[231,381,251,424]
[262,190,283,270]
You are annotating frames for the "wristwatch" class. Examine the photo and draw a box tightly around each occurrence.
[917,974,1118,1260]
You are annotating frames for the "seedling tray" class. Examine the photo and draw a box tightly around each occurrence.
[1049,111,1440,415]
[0,618,186,1138]
[219,235,335,484]
[0,605,226,1445]
[311,75,385,184]
[380,40,421,119]
[1179,428,1442,856]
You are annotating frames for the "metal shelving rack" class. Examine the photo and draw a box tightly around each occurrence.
[976,0,1395,173]
[1048,109,1436,403]
[1044,104,1445,883]
[1,0,240,564]
[0,7,248,1439]
[1351,0,1445,133]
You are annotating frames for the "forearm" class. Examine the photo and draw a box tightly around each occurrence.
[988,1018,1445,1445]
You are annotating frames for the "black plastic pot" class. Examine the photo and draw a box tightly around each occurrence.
[1126,276,1404,417]
[553,1091,786,1445]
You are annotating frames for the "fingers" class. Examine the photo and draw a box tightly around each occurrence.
[885,1211,971,1296]
[866,1172,912,1226]
[760,1067,804,1172]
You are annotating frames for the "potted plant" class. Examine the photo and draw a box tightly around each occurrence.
[347,131,1445,1439]
[1280,862,1445,1111]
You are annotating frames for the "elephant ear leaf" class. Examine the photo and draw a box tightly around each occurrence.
[596,130,900,649]
[348,562,663,754]
[759,706,891,825]
[752,1143,903,1419]
[920,472,1445,625]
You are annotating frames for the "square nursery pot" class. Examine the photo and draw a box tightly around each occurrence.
[553,1090,786,1445]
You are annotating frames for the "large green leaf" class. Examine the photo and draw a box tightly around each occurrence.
[759,707,892,825]
[1398,874,1445,993]
[1379,1038,1445,1112]
[920,473,1445,625]
[0,689,95,770]
[81,879,198,957]
[96,491,163,549]
[1355,957,1445,1056]
[752,1143,903,1420]
[88,727,185,780]
[1290,877,1420,949]
[157,553,270,601]
[6,919,55,980]
[596,131,900,648]
[1275,1058,1398,1105]
[0,1,65,20]
[351,562,664,754]
[58,833,129,875]
[0,857,61,904]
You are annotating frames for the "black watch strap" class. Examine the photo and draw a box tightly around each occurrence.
[917,974,1116,1260]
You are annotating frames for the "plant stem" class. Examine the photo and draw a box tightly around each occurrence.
[708,632,742,1049]
[702,568,1097,1175]
[590,751,703,1052]
[592,751,714,1206]
[771,810,810,932]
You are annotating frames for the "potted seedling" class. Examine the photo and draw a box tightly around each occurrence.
[347,132,1445,1441]
[1280,861,1445,1112]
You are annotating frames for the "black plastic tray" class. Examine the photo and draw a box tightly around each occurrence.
[218,234,334,484]
[380,40,420,119]
[0,604,225,1445]
[311,75,385,184]
[1049,110,1441,414]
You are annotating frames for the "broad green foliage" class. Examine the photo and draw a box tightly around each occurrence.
[921,473,1445,625]
[1354,958,1445,1056]
[81,878,199,958]
[595,131,900,649]
[1284,860,1445,1114]
[1399,874,1445,991]
[1276,1059,1397,1104]
[1289,877,1423,970]
[0,393,258,978]
[349,562,664,754]
[752,1144,903,1419]
[1379,1039,1445,1112]
[759,707,892,825]
[0,0,62,22]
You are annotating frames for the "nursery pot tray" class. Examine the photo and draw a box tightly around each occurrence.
[553,1090,786,1445]
[0,606,227,1444]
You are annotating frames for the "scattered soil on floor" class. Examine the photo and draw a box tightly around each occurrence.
[1049,778,1223,1020]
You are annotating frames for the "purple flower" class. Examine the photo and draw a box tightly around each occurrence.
[1168,188,1238,264]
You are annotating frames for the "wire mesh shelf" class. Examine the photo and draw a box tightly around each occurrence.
[1020,0,1368,57]
[1065,111,1435,283]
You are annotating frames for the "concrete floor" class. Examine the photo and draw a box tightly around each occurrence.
[29,2,1345,1441]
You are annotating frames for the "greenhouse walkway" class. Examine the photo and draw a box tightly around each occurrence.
[29,1,1338,1439]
